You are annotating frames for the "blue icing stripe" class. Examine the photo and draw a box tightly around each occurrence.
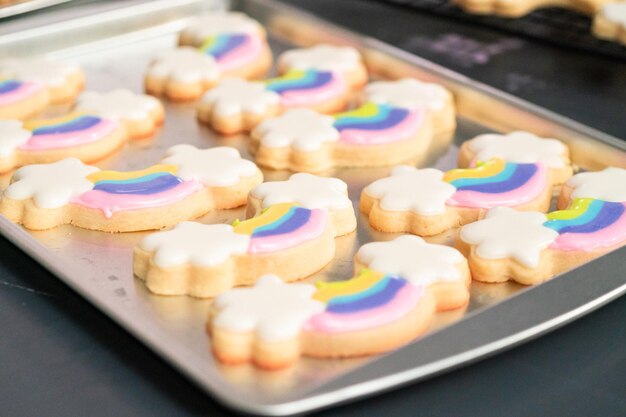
[454,163,537,194]
[93,173,182,195]
[449,162,517,189]
[0,80,21,94]
[252,207,311,237]
[326,277,406,314]
[327,275,391,307]
[546,201,624,234]
[544,199,604,232]
[32,115,101,135]
[266,70,332,93]
[334,107,411,131]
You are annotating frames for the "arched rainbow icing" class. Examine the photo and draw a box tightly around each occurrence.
[264,70,346,107]
[444,159,546,208]
[332,103,425,145]
[544,198,626,251]
[0,79,44,106]
[233,202,327,254]
[71,164,203,218]
[20,113,119,151]
[303,269,424,333]
[199,33,263,72]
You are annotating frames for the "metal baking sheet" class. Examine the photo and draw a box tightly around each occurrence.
[0,0,72,19]
[0,0,625,415]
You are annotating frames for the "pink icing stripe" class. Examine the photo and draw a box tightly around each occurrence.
[279,74,346,107]
[446,163,547,208]
[70,180,203,218]
[247,208,327,254]
[550,204,626,252]
[338,110,425,146]
[19,120,119,151]
[217,35,263,72]
[302,284,424,334]
[0,81,45,106]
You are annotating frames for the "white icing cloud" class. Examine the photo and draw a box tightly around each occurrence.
[567,167,626,202]
[279,44,361,72]
[0,58,80,87]
[147,47,220,83]
[251,173,351,210]
[5,158,99,209]
[467,131,567,167]
[200,78,279,116]
[357,235,465,285]
[161,145,259,187]
[364,166,456,215]
[365,78,448,111]
[0,120,31,158]
[213,274,325,341]
[76,89,160,121]
[253,109,340,152]
[139,222,250,268]
[460,207,558,268]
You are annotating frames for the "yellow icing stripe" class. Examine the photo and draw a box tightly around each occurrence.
[546,198,593,221]
[313,269,384,302]
[23,112,89,130]
[87,164,178,182]
[443,158,505,182]
[233,203,294,235]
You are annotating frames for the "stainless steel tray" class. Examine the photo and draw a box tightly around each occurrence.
[0,0,72,19]
[0,0,625,415]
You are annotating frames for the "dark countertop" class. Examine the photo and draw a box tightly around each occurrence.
[1,1,625,416]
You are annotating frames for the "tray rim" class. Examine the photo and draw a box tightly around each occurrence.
[0,0,625,415]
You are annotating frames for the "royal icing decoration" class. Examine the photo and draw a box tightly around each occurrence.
[460,207,558,267]
[161,145,258,187]
[139,222,250,268]
[72,164,203,218]
[75,89,160,121]
[233,203,328,254]
[279,44,362,73]
[0,79,45,106]
[544,198,626,252]
[333,103,426,145]
[199,33,265,72]
[181,12,262,45]
[200,78,279,116]
[251,173,351,210]
[0,58,80,87]
[365,78,449,111]
[467,131,567,168]
[304,269,426,334]
[364,166,456,215]
[357,235,465,285]
[0,120,31,157]
[254,109,339,151]
[602,2,626,24]
[213,275,325,341]
[265,69,347,108]
[5,158,99,209]
[147,47,220,83]
[566,167,626,202]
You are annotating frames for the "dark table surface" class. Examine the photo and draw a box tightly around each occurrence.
[1,1,625,416]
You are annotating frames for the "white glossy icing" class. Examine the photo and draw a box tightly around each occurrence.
[467,131,567,168]
[567,167,626,202]
[0,58,80,87]
[76,89,161,121]
[161,145,259,187]
[213,274,325,341]
[147,47,220,83]
[357,235,465,285]
[603,3,626,24]
[364,166,456,215]
[364,78,449,111]
[181,12,262,45]
[200,78,279,116]
[460,207,558,268]
[251,173,351,210]
[0,120,31,158]
[5,158,99,209]
[253,109,340,151]
[139,222,250,268]
[279,44,362,73]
